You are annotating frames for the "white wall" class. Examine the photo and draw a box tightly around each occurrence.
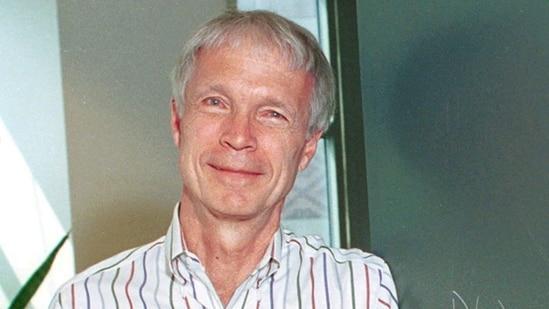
[57,0,226,271]
[0,1,72,307]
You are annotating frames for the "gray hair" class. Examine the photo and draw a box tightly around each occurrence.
[171,10,335,135]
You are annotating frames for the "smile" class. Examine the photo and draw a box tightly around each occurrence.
[207,163,263,177]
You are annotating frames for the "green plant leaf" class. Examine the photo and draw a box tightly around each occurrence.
[8,232,70,309]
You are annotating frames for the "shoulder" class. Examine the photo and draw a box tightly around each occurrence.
[283,231,399,307]
[283,230,389,269]
[71,237,165,284]
[49,237,165,308]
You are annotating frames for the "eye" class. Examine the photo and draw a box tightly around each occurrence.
[268,111,284,119]
[206,97,222,106]
[264,110,288,121]
[201,97,226,109]
[258,108,291,127]
[197,96,229,114]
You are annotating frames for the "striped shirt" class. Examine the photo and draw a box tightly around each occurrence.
[50,204,398,308]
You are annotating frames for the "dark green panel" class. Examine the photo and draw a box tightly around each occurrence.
[358,1,549,308]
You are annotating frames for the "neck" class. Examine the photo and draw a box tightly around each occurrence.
[178,194,281,305]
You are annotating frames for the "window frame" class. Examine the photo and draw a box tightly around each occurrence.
[325,0,371,250]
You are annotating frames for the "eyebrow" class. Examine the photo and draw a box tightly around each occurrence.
[191,84,230,101]
[259,99,297,116]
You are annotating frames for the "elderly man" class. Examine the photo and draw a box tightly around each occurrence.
[51,10,398,308]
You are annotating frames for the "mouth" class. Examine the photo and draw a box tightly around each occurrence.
[207,163,263,177]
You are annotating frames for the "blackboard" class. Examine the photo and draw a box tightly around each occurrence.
[357,1,549,307]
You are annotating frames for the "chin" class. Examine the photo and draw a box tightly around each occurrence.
[208,198,273,221]
[209,207,263,221]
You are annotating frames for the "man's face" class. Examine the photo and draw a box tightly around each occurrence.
[171,42,321,221]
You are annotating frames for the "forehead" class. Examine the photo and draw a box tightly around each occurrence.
[190,41,314,103]
[196,38,289,72]
[201,29,297,65]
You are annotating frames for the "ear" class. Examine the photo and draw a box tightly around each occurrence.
[298,130,323,171]
[170,98,182,147]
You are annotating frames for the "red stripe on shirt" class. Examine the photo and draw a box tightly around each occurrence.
[379,298,391,308]
[125,261,136,309]
[71,284,75,309]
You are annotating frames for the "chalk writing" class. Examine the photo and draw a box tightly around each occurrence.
[451,291,505,309]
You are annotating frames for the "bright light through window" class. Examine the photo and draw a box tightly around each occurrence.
[0,1,74,307]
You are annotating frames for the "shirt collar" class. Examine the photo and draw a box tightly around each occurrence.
[164,202,285,285]
[164,202,197,284]
[164,202,184,261]
[253,228,284,286]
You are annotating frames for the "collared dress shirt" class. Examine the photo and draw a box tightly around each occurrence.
[50,204,398,308]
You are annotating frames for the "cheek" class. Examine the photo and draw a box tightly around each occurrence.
[178,120,217,170]
[181,115,221,147]
[264,137,306,171]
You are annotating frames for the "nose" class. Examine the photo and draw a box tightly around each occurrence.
[220,114,257,151]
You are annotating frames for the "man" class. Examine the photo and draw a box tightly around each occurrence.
[51,10,398,308]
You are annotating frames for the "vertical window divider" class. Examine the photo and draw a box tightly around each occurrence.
[325,0,371,250]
